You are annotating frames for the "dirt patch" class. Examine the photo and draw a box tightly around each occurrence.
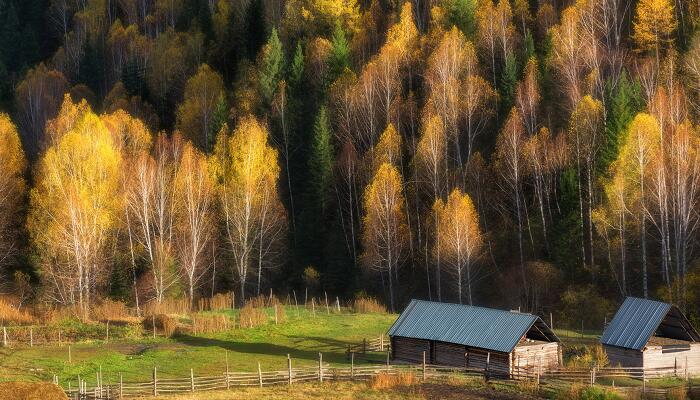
[0,382,67,400]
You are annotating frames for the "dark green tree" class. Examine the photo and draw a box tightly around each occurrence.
[499,54,518,119]
[328,23,351,83]
[598,71,643,175]
[308,105,333,217]
[447,0,477,38]
[259,28,285,104]
[209,93,229,153]
[245,0,267,60]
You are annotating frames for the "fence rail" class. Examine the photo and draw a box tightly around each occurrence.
[57,359,700,400]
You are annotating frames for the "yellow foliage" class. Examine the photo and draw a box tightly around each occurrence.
[373,124,402,172]
[632,0,676,55]
[29,99,122,311]
[177,63,225,151]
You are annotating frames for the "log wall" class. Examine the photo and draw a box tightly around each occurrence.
[604,345,643,369]
[643,344,700,376]
[392,336,431,363]
[512,341,560,372]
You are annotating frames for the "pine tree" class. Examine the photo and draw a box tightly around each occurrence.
[599,71,643,175]
[329,23,351,83]
[259,28,285,104]
[308,105,333,217]
[209,94,229,152]
[447,0,478,39]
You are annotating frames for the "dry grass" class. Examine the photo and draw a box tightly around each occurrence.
[0,297,35,325]
[352,297,387,314]
[197,292,233,311]
[368,371,417,389]
[668,387,688,400]
[239,304,267,328]
[566,344,609,369]
[273,304,287,324]
[515,379,539,395]
[191,314,231,334]
[0,382,67,400]
[143,314,178,337]
[246,294,281,308]
[143,298,191,316]
[90,299,135,322]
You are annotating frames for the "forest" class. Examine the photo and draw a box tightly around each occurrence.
[0,0,697,328]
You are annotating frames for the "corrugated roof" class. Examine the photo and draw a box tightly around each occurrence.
[387,300,557,353]
[600,297,672,351]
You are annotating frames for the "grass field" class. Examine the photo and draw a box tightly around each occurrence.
[0,307,395,387]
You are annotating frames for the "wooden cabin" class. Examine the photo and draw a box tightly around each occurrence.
[601,297,700,377]
[388,300,561,377]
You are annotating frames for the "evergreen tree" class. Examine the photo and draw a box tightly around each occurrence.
[308,105,333,217]
[599,71,643,175]
[328,23,351,83]
[499,54,517,119]
[209,94,229,152]
[447,0,478,38]
[259,28,284,104]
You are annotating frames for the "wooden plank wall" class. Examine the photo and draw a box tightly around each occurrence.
[434,341,466,367]
[604,345,643,368]
[512,342,560,372]
[643,344,700,376]
[392,336,431,363]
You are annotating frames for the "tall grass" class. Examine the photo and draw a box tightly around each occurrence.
[91,299,134,322]
[0,297,35,325]
[191,314,231,334]
[239,304,267,328]
[143,298,191,315]
[352,297,387,314]
[197,292,233,311]
[368,372,416,389]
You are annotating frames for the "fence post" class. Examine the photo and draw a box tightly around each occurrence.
[275,305,278,325]
[386,351,390,371]
[293,290,298,314]
[380,335,384,351]
[225,351,230,389]
[58,330,61,347]
[485,352,491,381]
[153,366,157,397]
[288,354,293,385]
[119,373,123,399]
[258,362,263,388]
[318,353,323,382]
[642,368,646,394]
[312,298,315,316]
[68,345,72,364]
[351,353,354,378]
[30,328,33,347]
[190,368,195,392]
[152,315,156,339]
[325,292,329,314]
[336,297,340,313]
[2,326,5,347]
[106,321,109,343]
[422,351,426,382]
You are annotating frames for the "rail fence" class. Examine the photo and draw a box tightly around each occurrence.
[56,351,700,400]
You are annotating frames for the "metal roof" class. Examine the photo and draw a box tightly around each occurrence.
[600,297,674,350]
[387,300,558,353]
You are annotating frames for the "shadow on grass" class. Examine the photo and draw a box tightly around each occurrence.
[172,334,348,363]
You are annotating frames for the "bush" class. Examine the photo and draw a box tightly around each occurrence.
[560,285,613,330]
[239,304,267,328]
[368,372,416,389]
[566,344,609,369]
[559,383,622,400]
[352,297,387,314]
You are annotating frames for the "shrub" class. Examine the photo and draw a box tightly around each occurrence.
[0,297,34,325]
[239,304,267,328]
[559,383,622,400]
[560,285,613,330]
[566,344,609,369]
[369,372,416,389]
[352,297,387,314]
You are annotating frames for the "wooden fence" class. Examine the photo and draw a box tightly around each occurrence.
[56,356,700,400]
[346,335,390,357]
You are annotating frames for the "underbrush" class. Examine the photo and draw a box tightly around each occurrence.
[558,383,623,400]
[239,304,267,328]
[0,297,34,325]
[191,314,232,334]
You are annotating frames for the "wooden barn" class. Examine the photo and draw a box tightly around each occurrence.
[388,300,561,377]
[601,297,700,376]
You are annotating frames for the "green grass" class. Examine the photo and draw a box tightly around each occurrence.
[0,307,396,388]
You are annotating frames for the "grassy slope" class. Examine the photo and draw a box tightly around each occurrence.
[0,307,395,386]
